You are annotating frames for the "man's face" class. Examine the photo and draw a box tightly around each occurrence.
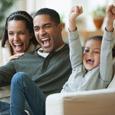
[83,39,101,71]
[33,14,63,53]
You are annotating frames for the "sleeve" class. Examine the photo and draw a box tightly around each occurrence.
[100,30,114,82]
[68,31,83,70]
[111,31,115,47]
[1,44,11,65]
[0,61,16,87]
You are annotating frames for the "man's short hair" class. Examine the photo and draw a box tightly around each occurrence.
[33,8,61,24]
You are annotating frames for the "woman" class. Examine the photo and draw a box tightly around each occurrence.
[1,10,38,65]
[0,10,38,115]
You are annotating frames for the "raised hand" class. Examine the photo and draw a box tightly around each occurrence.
[106,3,115,32]
[69,5,83,31]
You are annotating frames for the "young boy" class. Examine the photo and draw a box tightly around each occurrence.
[61,4,115,92]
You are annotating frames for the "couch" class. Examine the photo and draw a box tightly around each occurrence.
[46,74,115,115]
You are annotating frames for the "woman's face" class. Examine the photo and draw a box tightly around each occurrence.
[7,20,32,54]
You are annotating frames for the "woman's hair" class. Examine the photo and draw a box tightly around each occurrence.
[1,10,37,48]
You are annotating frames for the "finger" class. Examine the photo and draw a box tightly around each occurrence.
[112,6,115,14]
[9,53,24,60]
[9,55,19,60]
[16,53,24,56]
[79,6,83,13]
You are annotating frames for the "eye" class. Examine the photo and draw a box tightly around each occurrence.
[93,50,100,54]
[8,32,14,36]
[34,26,40,31]
[84,48,90,53]
[43,24,53,30]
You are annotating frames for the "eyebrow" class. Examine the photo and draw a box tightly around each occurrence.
[84,47,101,50]
[34,22,54,27]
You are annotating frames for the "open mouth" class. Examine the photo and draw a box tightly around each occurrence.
[86,59,94,65]
[13,43,24,52]
[41,38,51,48]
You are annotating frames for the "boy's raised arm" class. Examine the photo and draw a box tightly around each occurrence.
[68,6,83,31]
[105,3,115,32]
[68,6,83,69]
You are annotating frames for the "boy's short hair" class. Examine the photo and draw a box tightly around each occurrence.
[86,35,102,43]
[33,8,61,24]
[85,35,115,58]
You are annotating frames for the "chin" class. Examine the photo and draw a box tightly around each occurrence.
[44,47,53,53]
[85,65,94,71]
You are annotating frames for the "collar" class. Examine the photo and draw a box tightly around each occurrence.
[37,44,65,58]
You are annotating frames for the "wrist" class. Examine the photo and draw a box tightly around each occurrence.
[68,27,77,32]
[106,19,114,31]
[105,27,114,32]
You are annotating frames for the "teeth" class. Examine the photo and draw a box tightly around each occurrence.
[41,37,49,41]
[43,40,50,47]
[14,43,22,46]
[87,59,94,64]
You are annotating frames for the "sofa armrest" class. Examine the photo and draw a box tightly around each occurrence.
[46,89,115,115]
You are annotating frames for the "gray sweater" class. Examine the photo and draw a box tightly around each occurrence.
[0,44,72,96]
[61,31,114,92]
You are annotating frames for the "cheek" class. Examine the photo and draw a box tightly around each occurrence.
[83,53,86,59]
[8,37,13,45]
[23,38,29,43]
[22,37,31,46]
[34,31,38,37]
[35,37,41,44]
[94,55,100,64]
[34,33,40,41]
[82,54,86,63]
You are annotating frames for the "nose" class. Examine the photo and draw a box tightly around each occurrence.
[13,34,19,41]
[88,50,94,56]
[38,28,46,36]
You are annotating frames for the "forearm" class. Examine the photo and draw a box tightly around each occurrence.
[0,62,15,87]
[68,31,83,69]
[0,70,11,87]
[100,4,115,81]
[100,30,113,82]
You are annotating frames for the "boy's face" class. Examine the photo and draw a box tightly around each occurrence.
[83,39,102,71]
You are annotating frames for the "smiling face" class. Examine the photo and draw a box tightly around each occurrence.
[8,20,32,54]
[33,14,64,53]
[83,39,102,71]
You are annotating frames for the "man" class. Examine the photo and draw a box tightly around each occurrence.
[0,8,71,115]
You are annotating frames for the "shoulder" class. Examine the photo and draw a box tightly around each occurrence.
[62,44,69,50]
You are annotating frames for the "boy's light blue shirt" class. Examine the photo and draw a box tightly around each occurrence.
[61,30,114,92]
